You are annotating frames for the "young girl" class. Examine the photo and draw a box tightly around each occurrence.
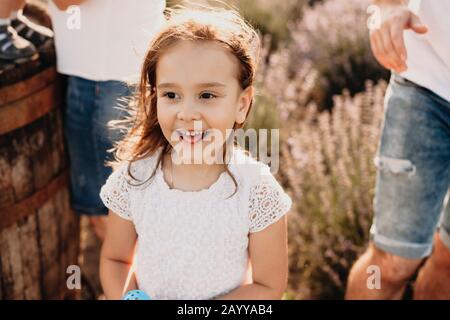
[99,7,292,300]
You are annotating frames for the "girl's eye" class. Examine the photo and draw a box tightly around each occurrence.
[199,92,217,100]
[162,92,179,99]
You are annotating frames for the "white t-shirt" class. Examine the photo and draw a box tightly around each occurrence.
[401,0,450,102]
[99,146,292,299]
[49,0,166,82]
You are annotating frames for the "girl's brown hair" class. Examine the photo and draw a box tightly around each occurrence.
[109,5,261,197]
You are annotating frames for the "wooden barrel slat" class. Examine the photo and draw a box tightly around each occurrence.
[18,214,42,299]
[56,187,80,300]
[0,171,68,230]
[37,196,61,299]
[0,149,15,208]
[0,67,57,106]
[0,226,25,299]
[29,118,54,190]
[47,105,67,177]
[0,63,80,299]
[0,255,3,299]
[0,76,62,135]
[0,107,66,209]
[10,128,35,202]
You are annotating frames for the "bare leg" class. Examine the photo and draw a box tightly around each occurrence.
[10,0,26,12]
[414,233,450,299]
[346,243,423,299]
[0,0,14,19]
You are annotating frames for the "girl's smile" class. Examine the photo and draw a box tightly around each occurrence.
[175,128,210,144]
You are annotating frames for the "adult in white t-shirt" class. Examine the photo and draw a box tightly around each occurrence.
[346,0,450,300]
[49,0,166,240]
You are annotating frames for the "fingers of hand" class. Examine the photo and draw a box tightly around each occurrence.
[409,13,428,34]
[389,23,407,71]
[370,21,408,73]
[370,31,395,71]
[380,27,403,72]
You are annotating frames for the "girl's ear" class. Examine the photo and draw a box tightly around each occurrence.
[235,86,254,125]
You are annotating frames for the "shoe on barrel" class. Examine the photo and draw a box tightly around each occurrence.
[11,12,54,52]
[0,59,15,75]
[0,25,38,64]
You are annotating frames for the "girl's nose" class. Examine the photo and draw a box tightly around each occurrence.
[176,103,201,121]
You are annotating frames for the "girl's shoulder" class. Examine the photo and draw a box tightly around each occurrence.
[99,147,164,220]
[228,146,292,233]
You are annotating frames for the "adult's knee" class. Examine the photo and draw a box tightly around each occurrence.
[430,233,450,269]
[365,244,422,286]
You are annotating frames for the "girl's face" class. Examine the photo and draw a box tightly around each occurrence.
[156,40,253,163]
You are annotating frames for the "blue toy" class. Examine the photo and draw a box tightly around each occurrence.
[122,290,151,300]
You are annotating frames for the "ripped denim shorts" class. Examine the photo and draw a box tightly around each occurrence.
[370,73,450,259]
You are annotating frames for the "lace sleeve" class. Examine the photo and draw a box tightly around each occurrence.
[248,177,292,233]
[99,162,132,221]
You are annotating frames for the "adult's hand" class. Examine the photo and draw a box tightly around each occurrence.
[369,1,428,73]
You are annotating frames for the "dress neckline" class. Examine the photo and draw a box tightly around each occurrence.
[155,156,230,197]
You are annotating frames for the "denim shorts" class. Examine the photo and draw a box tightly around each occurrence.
[370,73,450,259]
[64,75,133,216]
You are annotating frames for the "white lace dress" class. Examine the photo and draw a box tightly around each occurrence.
[99,146,292,300]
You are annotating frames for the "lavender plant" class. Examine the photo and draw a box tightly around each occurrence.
[281,81,387,299]
[289,0,389,110]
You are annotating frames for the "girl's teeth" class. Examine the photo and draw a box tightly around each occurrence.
[182,130,203,136]
[178,130,208,142]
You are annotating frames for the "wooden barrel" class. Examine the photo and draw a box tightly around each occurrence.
[0,56,80,299]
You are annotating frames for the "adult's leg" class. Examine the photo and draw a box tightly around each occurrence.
[65,76,112,242]
[346,244,422,299]
[414,198,450,299]
[346,74,450,299]
[90,80,133,241]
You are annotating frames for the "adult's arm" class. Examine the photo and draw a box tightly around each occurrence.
[369,0,428,73]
